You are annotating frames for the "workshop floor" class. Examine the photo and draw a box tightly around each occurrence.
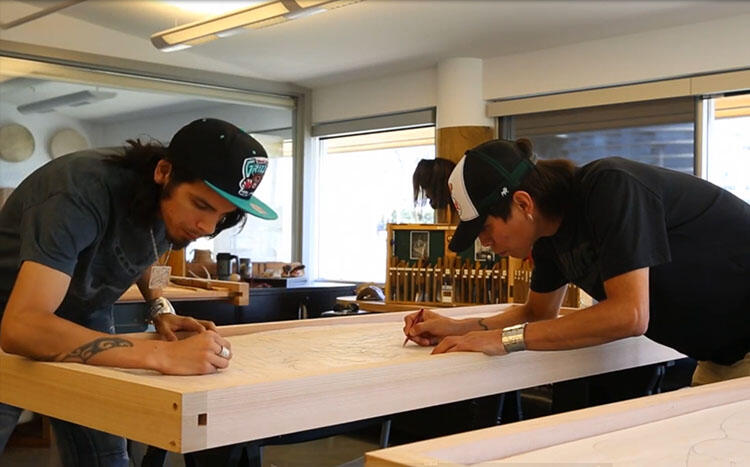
[2,433,379,467]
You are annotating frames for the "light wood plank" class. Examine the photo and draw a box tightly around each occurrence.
[1,357,184,451]
[366,376,750,466]
[117,284,229,303]
[494,399,750,465]
[0,305,683,453]
[117,276,249,305]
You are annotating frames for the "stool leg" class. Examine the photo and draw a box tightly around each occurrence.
[379,419,392,448]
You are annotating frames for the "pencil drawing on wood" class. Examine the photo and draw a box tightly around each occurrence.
[493,399,750,465]
[229,322,429,377]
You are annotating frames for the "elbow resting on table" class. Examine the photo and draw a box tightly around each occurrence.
[0,315,40,358]
[623,305,649,337]
[0,321,21,355]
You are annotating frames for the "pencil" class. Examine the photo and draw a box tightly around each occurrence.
[403,308,425,347]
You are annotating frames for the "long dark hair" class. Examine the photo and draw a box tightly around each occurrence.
[107,139,246,236]
[413,158,456,209]
[487,138,576,221]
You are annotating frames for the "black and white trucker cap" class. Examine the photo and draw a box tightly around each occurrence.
[447,139,536,252]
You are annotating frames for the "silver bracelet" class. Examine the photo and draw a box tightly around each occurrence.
[501,323,527,353]
[147,296,176,323]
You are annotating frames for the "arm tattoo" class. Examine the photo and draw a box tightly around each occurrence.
[478,318,489,331]
[60,337,133,363]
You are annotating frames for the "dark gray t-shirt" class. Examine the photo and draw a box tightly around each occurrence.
[0,149,170,330]
[530,157,750,365]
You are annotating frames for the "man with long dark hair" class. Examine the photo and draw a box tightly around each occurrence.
[404,138,749,385]
[0,118,278,464]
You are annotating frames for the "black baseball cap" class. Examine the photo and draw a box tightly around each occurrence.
[447,139,536,252]
[168,118,278,220]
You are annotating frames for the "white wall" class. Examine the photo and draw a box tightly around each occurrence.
[0,102,97,187]
[483,13,750,100]
[312,14,750,123]
[311,67,436,123]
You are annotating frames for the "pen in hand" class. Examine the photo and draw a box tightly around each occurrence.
[403,308,425,347]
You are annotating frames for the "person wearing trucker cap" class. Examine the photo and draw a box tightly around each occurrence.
[0,118,277,464]
[404,138,749,386]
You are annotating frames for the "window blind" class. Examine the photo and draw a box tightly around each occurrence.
[512,97,695,137]
[312,108,435,138]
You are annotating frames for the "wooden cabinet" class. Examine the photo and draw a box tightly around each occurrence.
[385,223,512,307]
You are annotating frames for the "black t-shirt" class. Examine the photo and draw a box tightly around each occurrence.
[531,157,750,365]
[0,149,170,331]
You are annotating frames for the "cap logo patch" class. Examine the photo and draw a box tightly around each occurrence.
[501,187,509,197]
[238,157,268,197]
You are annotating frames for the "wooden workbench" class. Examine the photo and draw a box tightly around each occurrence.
[117,276,249,306]
[0,305,683,453]
[118,285,228,302]
[366,376,750,466]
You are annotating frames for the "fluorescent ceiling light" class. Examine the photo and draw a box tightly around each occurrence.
[17,90,117,114]
[152,0,363,52]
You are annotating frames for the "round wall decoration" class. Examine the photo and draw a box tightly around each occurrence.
[49,128,89,159]
[0,123,35,162]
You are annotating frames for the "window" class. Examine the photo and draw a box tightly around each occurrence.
[0,55,297,265]
[210,133,293,262]
[508,98,695,173]
[704,94,750,203]
[313,127,435,283]
[525,124,694,173]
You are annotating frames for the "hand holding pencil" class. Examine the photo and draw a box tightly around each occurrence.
[402,309,425,347]
[402,308,464,347]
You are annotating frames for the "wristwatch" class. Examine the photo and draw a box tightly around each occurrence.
[501,323,527,353]
[147,296,176,323]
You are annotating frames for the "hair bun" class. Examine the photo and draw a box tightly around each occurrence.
[515,138,534,158]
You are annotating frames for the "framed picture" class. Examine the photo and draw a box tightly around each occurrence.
[474,237,495,262]
[409,231,429,260]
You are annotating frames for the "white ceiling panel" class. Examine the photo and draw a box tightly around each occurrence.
[5,1,750,87]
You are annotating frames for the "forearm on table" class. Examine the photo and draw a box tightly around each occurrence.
[524,299,646,350]
[459,304,534,332]
[1,310,163,370]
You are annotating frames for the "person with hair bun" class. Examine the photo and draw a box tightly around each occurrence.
[404,138,749,386]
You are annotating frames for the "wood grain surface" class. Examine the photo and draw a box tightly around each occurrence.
[496,398,750,465]
[0,305,683,453]
[366,376,750,467]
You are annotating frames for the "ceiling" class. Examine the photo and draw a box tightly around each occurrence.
[4,1,750,88]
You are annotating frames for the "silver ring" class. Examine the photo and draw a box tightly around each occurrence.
[218,345,231,359]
